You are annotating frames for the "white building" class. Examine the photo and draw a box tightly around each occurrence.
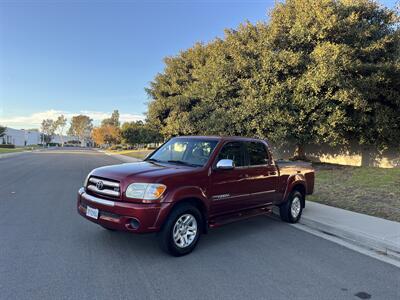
[1,128,41,146]
[1,127,79,146]
[51,134,80,145]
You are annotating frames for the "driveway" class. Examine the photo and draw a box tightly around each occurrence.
[0,149,399,299]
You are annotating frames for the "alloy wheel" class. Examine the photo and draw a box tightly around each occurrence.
[172,214,198,248]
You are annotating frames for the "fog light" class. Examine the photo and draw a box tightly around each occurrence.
[129,218,140,230]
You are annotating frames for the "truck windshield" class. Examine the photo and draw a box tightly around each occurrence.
[147,138,218,167]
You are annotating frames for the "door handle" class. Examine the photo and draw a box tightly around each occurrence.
[269,171,277,175]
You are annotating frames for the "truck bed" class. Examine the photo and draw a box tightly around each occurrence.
[276,160,315,195]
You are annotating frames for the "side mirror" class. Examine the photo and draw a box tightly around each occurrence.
[216,159,234,170]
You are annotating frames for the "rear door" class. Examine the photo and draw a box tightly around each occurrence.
[209,141,251,216]
[243,141,278,207]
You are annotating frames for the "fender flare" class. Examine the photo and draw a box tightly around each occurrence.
[282,174,307,206]
[154,186,209,229]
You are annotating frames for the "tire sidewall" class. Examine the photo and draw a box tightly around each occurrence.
[161,204,202,256]
[288,191,303,223]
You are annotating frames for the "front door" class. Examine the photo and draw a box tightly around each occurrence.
[243,141,278,207]
[209,141,250,217]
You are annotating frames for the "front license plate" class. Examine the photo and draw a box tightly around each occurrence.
[86,206,99,219]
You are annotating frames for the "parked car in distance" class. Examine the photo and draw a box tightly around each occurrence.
[77,136,315,256]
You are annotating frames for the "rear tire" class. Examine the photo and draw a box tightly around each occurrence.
[157,204,202,256]
[279,191,303,223]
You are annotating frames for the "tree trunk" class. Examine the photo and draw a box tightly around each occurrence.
[294,144,306,160]
[59,134,64,147]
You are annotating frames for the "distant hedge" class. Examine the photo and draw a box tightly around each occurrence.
[0,144,15,149]
[47,143,61,147]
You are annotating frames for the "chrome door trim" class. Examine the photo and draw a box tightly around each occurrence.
[211,190,276,201]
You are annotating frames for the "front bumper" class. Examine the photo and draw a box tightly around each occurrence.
[77,188,171,233]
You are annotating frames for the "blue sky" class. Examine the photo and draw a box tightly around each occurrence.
[0,0,397,129]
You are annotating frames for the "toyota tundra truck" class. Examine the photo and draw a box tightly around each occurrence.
[77,136,314,256]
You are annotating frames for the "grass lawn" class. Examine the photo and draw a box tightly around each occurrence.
[108,149,152,160]
[309,163,400,222]
[0,148,26,154]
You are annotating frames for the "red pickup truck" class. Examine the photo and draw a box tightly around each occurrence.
[77,136,314,256]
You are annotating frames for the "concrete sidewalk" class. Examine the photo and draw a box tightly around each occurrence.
[0,149,42,159]
[0,152,26,159]
[300,201,400,259]
[99,150,142,163]
[0,147,59,159]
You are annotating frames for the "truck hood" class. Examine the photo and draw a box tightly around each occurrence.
[90,161,195,182]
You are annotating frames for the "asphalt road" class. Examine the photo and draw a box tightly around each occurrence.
[1,149,399,300]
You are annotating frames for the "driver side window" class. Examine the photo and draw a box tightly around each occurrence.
[217,142,245,167]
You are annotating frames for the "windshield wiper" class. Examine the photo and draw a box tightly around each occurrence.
[146,158,161,163]
[167,160,202,167]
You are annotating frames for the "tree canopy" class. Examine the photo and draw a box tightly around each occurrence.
[101,110,120,127]
[121,121,163,145]
[54,115,67,146]
[92,110,121,146]
[146,0,400,156]
[68,115,93,144]
[92,124,120,146]
[0,125,6,138]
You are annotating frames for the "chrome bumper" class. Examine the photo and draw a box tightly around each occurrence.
[79,187,115,207]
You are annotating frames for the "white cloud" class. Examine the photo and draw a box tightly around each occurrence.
[0,109,145,129]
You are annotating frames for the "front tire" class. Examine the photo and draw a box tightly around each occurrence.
[157,204,202,256]
[279,191,303,223]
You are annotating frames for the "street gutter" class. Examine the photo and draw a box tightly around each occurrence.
[283,202,400,263]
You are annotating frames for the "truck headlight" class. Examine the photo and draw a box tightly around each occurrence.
[126,183,167,200]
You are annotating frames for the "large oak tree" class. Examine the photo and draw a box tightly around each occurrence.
[146,0,400,158]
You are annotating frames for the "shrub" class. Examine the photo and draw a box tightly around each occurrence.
[0,144,15,149]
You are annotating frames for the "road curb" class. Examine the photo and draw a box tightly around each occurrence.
[299,213,400,261]
[272,203,400,261]
[0,151,27,159]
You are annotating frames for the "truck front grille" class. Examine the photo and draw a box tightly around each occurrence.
[86,176,121,199]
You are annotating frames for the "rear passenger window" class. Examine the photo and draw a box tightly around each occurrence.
[247,142,269,166]
[217,142,244,167]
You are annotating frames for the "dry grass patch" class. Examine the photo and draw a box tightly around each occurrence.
[309,163,400,222]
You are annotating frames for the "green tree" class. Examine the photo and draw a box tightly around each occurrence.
[0,125,6,144]
[41,119,56,145]
[101,110,120,127]
[0,125,6,138]
[258,0,400,157]
[146,0,400,158]
[54,115,67,146]
[121,121,162,146]
[68,115,93,146]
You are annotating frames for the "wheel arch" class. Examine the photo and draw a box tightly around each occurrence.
[291,183,306,208]
[159,196,209,234]
[283,175,307,208]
